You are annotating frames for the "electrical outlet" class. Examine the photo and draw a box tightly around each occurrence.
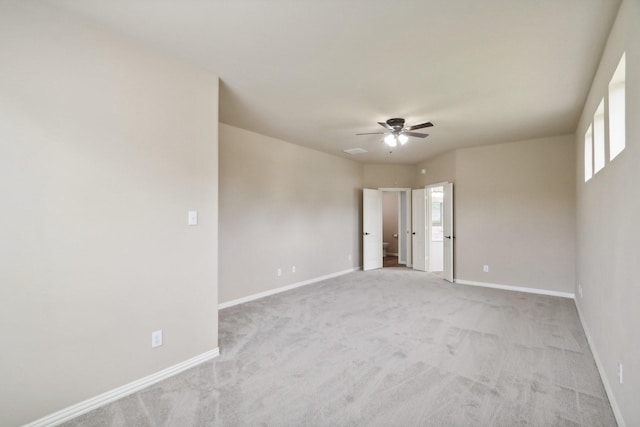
[292,266,296,273]
[578,284,583,298]
[277,268,282,277]
[619,362,623,384]
[151,330,163,348]
[348,254,352,261]
[483,265,489,273]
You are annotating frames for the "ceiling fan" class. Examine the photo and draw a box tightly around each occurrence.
[356,118,433,148]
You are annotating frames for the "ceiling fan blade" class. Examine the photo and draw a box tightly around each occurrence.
[405,121,433,131]
[356,132,387,136]
[403,131,429,138]
[377,121,393,130]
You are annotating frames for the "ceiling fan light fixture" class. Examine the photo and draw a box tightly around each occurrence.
[384,134,397,147]
[359,118,433,150]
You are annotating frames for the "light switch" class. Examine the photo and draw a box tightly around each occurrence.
[188,211,198,225]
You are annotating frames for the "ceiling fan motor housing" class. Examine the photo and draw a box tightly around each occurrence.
[387,118,405,130]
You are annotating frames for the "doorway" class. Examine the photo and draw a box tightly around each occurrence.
[382,191,401,267]
[381,189,411,268]
[363,185,451,276]
[363,188,411,271]
[410,182,454,282]
[428,185,444,274]
[426,182,454,282]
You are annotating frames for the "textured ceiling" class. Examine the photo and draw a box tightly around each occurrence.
[52,0,620,164]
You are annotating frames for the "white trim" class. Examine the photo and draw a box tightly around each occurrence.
[455,279,575,299]
[219,267,361,309]
[575,303,625,427]
[24,348,220,427]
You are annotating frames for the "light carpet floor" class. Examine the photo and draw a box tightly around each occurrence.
[64,268,616,426]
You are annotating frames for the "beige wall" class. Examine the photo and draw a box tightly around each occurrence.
[382,192,399,254]
[219,124,363,303]
[0,4,219,426]
[455,136,576,292]
[575,1,639,424]
[363,164,417,188]
[416,150,457,187]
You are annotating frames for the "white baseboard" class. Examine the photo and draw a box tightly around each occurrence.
[454,279,575,299]
[575,303,625,427]
[25,348,220,427]
[219,267,361,309]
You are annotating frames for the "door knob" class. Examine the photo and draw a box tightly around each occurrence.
[412,232,416,235]
[364,232,370,235]
[444,235,452,239]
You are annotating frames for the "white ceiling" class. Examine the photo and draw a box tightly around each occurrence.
[52,0,620,164]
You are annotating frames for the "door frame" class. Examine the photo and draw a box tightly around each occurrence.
[362,184,450,276]
[379,188,412,267]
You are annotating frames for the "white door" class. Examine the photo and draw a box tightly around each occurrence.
[399,190,412,267]
[443,182,454,282]
[412,188,426,271]
[427,185,444,272]
[363,189,383,271]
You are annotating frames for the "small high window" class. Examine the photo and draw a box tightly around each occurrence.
[593,99,605,174]
[609,53,625,160]
[584,124,593,182]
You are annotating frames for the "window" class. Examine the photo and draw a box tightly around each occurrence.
[609,53,626,160]
[593,99,605,174]
[584,53,625,182]
[584,124,593,182]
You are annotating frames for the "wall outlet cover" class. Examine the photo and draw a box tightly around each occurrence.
[151,330,163,348]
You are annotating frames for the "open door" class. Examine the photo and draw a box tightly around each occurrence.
[426,185,444,272]
[363,189,383,271]
[412,188,426,271]
[399,190,412,267]
[443,182,454,282]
